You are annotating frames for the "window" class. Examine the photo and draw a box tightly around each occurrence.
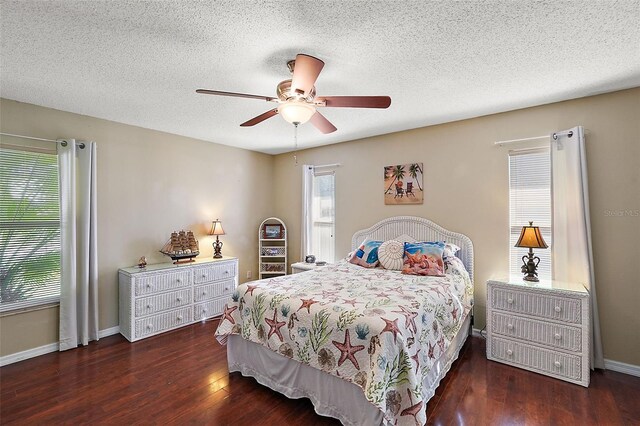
[311,171,335,262]
[0,146,61,312]
[509,148,552,281]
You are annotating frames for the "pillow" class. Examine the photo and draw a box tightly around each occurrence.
[349,238,383,268]
[443,243,461,259]
[377,240,404,270]
[402,241,445,276]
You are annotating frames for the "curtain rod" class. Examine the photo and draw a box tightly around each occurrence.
[0,132,59,143]
[0,132,85,149]
[494,135,549,146]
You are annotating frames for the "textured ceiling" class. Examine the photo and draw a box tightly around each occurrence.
[1,1,639,154]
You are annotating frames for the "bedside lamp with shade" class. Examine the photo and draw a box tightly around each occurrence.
[514,221,548,282]
[209,219,226,258]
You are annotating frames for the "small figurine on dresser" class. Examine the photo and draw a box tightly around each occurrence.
[137,256,147,269]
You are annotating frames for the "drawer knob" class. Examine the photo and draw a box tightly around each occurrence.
[177,315,183,321]
[554,333,561,340]
[202,291,207,296]
[147,324,153,329]
[202,274,207,278]
[146,284,152,289]
[177,278,181,283]
[224,270,229,274]
[224,286,230,291]
[554,306,562,313]
[506,349,513,356]
[202,308,207,313]
[507,323,514,330]
[507,298,514,304]
[554,361,562,368]
[147,304,152,309]
[177,297,182,302]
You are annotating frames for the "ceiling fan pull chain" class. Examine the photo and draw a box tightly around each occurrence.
[293,123,299,165]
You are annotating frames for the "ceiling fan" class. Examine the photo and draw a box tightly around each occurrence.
[196,53,391,134]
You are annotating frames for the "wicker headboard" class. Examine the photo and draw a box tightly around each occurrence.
[351,216,474,283]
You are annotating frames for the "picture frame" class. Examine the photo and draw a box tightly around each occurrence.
[384,163,424,205]
[263,224,284,239]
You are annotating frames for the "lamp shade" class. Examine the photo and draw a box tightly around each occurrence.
[278,101,316,125]
[209,220,225,236]
[515,221,548,249]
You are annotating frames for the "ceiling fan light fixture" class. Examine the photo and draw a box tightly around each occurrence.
[278,101,316,125]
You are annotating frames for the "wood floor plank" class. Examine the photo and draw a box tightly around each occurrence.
[1,319,639,425]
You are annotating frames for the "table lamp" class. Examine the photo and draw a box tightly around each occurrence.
[514,221,548,282]
[209,219,226,258]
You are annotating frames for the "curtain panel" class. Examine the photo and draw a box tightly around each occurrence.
[58,140,98,351]
[551,126,604,369]
[301,165,314,261]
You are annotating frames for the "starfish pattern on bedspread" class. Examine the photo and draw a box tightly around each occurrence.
[215,260,472,425]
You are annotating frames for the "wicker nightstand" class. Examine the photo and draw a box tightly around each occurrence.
[486,277,590,387]
[291,262,328,274]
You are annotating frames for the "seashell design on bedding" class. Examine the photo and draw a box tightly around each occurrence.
[377,240,404,270]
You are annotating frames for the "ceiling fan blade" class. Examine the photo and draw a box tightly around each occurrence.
[290,54,325,96]
[316,96,391,109]
[310,111,337,134]
[239,108,279,127]
[196,89,276,102]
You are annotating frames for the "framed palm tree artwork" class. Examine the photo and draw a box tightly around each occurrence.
[383,163,423,205]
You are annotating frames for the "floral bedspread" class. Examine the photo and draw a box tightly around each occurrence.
[215,260,473,425]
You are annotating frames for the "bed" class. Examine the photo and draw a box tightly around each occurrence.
[215,216,474,425]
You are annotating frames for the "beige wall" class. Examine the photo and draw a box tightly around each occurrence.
[273,88,640,366]
[0,98,274,357]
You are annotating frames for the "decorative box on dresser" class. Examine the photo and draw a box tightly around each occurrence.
[486,277,590,387]
[119,257,238,342]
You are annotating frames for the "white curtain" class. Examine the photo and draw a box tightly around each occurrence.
[551,126,604,369]
[301,165,314,260]
[58,140,99,351]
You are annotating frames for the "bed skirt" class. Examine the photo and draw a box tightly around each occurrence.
[226,313,471,425]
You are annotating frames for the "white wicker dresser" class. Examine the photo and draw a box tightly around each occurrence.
[486,278,590,387]
[119,257,238,342]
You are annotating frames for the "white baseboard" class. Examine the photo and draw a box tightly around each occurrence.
[472,327,484,338]
[98,325,120,338]
[605,358,640,377]
[0,342,59,367]
[0,325,121,367]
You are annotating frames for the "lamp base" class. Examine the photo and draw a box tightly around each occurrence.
[520,248,541,282]
[213,237,223,259]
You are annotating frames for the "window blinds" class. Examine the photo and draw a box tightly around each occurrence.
[0,147,61,311]
[509,148,552,281]
[311,171,335,263]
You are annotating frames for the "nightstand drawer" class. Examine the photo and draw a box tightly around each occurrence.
[135,306,192,339]
[194,279,235,302]
[135,271,191,296]
[135,288,192,316]
[491,311,582,352]
[489,336,584,383]
[490,286,582,324]
[194,262,237,283]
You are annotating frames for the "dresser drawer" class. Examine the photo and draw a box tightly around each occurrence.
[489,336,584,383]
[194,261,237,284]
[194,297,229,321]
[194,279,235,302]
[490,286,583,324]
[134,270,192,296]
[135,288,192,316]
[490,311,582,352]
[135,306,192,339]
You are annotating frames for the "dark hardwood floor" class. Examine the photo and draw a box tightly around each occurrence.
[1,319,638,425]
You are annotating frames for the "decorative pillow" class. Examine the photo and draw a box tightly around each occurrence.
[349,238,383,268]
[402,241,445,276]
[377,240,404,270]
[443,243,461,259]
